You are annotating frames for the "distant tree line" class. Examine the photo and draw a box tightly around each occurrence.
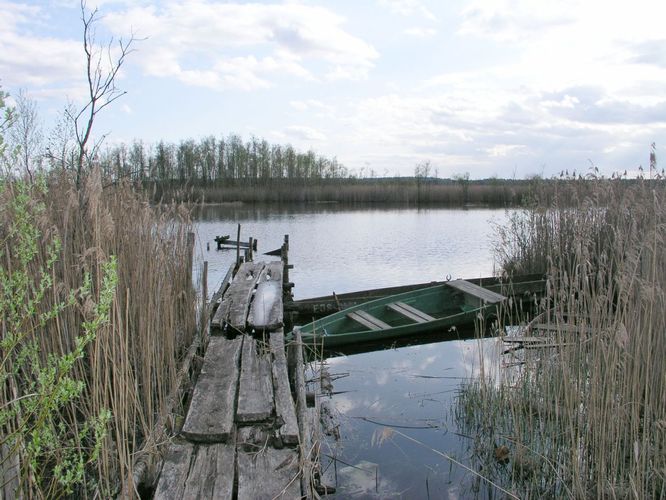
[96,135,350,184]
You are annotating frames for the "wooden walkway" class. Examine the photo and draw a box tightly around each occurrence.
[154,260,321,499]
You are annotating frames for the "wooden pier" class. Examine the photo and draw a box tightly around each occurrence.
[154,239,323,499]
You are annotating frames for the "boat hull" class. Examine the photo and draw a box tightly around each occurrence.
[292,283,500,348]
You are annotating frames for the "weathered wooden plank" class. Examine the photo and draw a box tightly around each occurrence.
[247,262,284,331]
[447,279,506,304]
[181,336,243,442]
[153,441,194,500]
[212,262,265,333]
[210,263,235,327]
[237,336,274,423]
[182,444,235,499]
[347,310,391,330]
[237,448,301,500]
[289,331,312,497]
[1,443,19,500]
[269,330,299,446]
[236,425,273,452]
[387,301,435,323]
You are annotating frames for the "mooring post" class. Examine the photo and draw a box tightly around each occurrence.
[235,223,241,268]
[201,261,208,330]
[282,234,289,294]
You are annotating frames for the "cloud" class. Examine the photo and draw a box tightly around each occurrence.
[102,2,378,90]
[403,27,437,38]
[626,39,666,68]
[289,99,335,116]
[0,2,83,92]
[458,0,574,42]
[542,86,666,124]
[378,0,437,21]
[285,125,326,142]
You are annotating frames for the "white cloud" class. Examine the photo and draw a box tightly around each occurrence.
[458,0,575,42]
[102,2,378,90]
[0,2,83,93]
[285,125,326,142]
[378,0,437,21]
[289,99,335,115]
[403,27,437,38]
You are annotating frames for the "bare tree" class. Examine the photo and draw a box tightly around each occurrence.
[8,90,43,182]
[68,0,136,188]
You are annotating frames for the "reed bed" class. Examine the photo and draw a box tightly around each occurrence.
[155,178,531,206]
[1,170,197,498]
[456,178,666,498]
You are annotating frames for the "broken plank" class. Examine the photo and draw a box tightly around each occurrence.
[182,444,235,500]
[181,336,243,443]
[237,448,301,500]
[212,262,265,333]
[270,330,299,446]
[210,263,235,326]
[153,441,194,500]
[236,425,274,452]
[237,335,274,423]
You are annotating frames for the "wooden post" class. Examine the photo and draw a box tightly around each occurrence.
[201,261,208,329]
[235,223,241,268]
[282,234,289,293]
[248,237,253,262]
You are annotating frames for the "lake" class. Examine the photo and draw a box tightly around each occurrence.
[194,204,511,499]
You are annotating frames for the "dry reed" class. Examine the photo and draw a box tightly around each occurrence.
[457,178,666,498]
[1,170,197,497]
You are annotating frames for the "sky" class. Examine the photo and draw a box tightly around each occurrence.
[1,0,665,179]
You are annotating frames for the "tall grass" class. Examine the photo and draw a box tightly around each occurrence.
[457,178,666,498]
[1,170,197,497]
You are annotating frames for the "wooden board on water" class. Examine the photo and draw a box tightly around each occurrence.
[182,444,235,499]
[247,262,284,331]
[153,441,194,500]
[270,330,299,446]
[181,336,243,442]
[447,279,506,304]
[237,336,274,422]
[533,323,592,334]
[212,262,265,333]
[237,448,301,500]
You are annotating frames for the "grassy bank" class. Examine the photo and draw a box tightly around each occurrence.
[455,178,666,497]
[0,171,197,497]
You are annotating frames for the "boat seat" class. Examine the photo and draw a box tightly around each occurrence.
[387,302,435,323]
[446,280,506,304]
[347,310,391,330]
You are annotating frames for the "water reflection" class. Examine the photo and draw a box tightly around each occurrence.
[319,334,504,499]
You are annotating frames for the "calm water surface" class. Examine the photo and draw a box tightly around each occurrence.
[193,205,510,499]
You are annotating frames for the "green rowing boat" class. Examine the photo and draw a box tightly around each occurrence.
[290,279,506,348]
